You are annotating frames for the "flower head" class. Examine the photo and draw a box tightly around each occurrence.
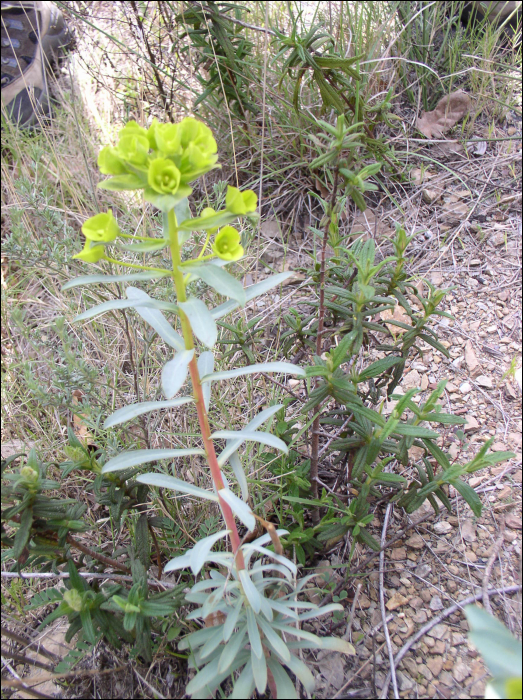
[117,134,150,167]
[73,240,106,263]
[155,122,182,156]
[225,186,257,215]
[212,226,244,261]
[148,157,181,195]
[118,120,148,140]
[81,209,120,242]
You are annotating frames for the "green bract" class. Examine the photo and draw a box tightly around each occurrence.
[98,146,126,175]
[81,209,120,243]
[212,225,244,261]
[225,185,257,214]
[117,134,150,167]
[73,240,106,263]
[148,157,181,195]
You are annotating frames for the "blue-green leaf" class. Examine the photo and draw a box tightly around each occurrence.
[162,349,194,399]
[179,297,217,348]
[136,472,218,501]
[211,272,296,319]
[126,287,184,351]
[183,263,246,306]
[103,397,193,428]
[102,448,204,473]
[218,488,255,531]
[118,239,169,253]
[62,271,170,291]
[197,351,214,411]
[98,173,146,191]
[211,430,288,455]
[201,362,305,383]
[217,404,283,466]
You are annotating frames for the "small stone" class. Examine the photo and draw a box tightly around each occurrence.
[429,595,444,611]
[440,671,454,687]
[397,670,415,691]
[506,514,522,530]
[414,610,428,623]
[391,547,407,561]
[465,340,479,372]
[423,188,441,204]
[434,521,453,535]
[471,680,486,697]
[433,640,446,655]
[453,661,470,682]
[421,589,432,603]
[427,656,444,677]
[428,624,449,640]
[460,382,472,394]
[419,663,433,681]
[464,550,477,563]
[408,446,425,462]
[406,534,425,549]
[403,369,421,389]
[446,382,459,393]
[358,593,371,609]
[461,520,477,542]
[464,415,480,432]
[449,443,459,459]
[386,592,409,611]
[421,374,429,390]
[415,563,432,578]
[409,596,423,609]
[492,231,506,246]
[491,442,506,451]
[475,375,493,388]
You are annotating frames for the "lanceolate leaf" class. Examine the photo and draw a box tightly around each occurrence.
[73,297,159,322]
[211,430,288,455]
[217,404,283,466]
[179,297,217,348]
[184,263,246,306]
[201,362,305,383]
[357,356,403,381]
[102,448,204,473]
[104,397,193,428]
[451,478,483,517]
[62,270,170,291]
[136,472,218,501]
[118,239,169,253]
[218,488,255,531]
[197,351,214,411]
[126,288,184,351]
[162,349,195,399]
[211,272,296,320]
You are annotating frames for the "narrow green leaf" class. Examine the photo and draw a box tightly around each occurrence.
[102,448,204,473]
[197,351,214,411]
[393,424,440,439]
[103,397,193,429]
[217,404,282,467]
[98,173,145,191]
[422,413,467,425]
[358,356,403,381]
[240,571,261,614]
[451,479,482,517]
[118,239,169,253]
[267,657,298,698]
[190,530,231,576]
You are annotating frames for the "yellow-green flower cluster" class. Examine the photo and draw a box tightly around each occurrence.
[73,209,121,263]
[98,117,219,198]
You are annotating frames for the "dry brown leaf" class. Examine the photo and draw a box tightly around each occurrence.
[417,90,471,139]
[71,389,92,442]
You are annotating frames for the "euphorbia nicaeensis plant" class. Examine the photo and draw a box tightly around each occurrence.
[64,117,354,698]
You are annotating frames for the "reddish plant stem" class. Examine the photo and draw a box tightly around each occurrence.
[309,167,340,524]
[187,357,245,569]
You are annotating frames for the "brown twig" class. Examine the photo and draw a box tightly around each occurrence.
[378,584,522,699]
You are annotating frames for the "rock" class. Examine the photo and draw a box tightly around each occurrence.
[471,680,486,697]
[491,442,506,451]
[423,188,441,204]
[433,640,446,655]
[475,375,493,388]
[391,547,407,561]
[421,589,432,603]
[506,514,522,530]
[449,443,459,459]
[397,670,415,691]
[464,415,480,432]
[409,595,423,609]
[453,661,470,682]
[460,381,472,394]
[465,340,479,373]
[415,563,432,578]
[492,232,506,246]
[446,382,459,392]
[427,656,444,677]
[439,671,455,687]
[461,520,477,542]
[408,446,425,462]
[434,522,453,535]
[464,550,477,563]
[429,595,444,611]
[406,534,425,549]
[403,369,421,389]
[428,624,450,640]
[421,374,429,390]
[414,610,428,623]
[419,663,433,681]
[318,651,346,689]
[386,592,409,611]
